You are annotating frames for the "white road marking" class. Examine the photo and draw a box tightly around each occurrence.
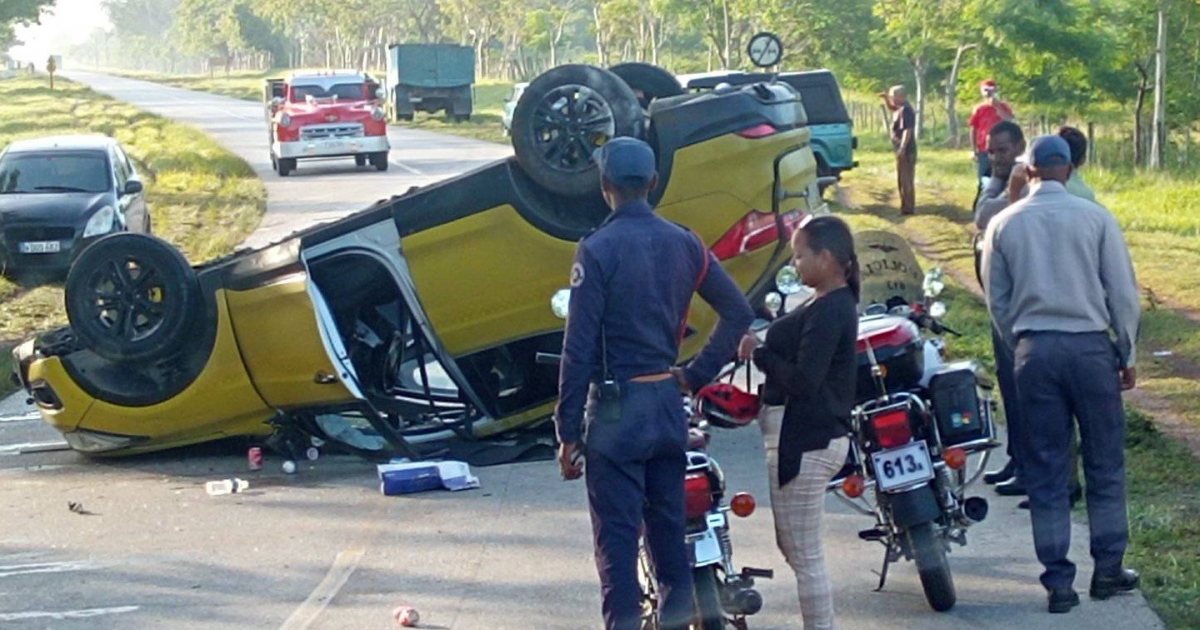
[277,549,365,630]
[0,441,69,456]
[0,606,139,621]
[0,412,40,424]
[0,561,95,578]
[389,159,425,176]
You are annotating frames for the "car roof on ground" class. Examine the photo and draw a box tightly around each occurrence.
[4,134,118,153]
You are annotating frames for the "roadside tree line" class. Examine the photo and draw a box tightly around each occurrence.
[45,0,1200,169]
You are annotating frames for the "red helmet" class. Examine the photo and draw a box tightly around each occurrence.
[695,383,760,429]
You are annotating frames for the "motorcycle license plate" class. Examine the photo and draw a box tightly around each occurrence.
[871,441,934,491]
[687,511,726,566]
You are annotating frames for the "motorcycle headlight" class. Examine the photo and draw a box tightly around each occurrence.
[930,301,948,319]
[82,205,115,238]
[279,113,292,128]
[550,289,571,319]
[372,107,385,121]
[764,291,783,313]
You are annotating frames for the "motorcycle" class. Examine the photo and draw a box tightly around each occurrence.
[762,232,1000,613]
[639,376,773,630]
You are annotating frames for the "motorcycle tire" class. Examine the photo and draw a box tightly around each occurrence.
[692,566,726,630]
[907,522,957,612]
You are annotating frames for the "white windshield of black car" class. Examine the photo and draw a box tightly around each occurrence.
[291,83,365,102]
[0,152,111,194]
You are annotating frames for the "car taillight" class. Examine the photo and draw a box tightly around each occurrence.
[871,409,912,450]
[736,123,778,139]
[684,473,713,520]
[711,209,805,261]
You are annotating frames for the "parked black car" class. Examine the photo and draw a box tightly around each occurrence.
[0,135,150,281]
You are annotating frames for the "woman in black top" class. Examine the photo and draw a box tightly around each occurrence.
[738,215,859,630]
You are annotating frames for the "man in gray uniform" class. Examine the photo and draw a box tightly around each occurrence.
[982,135,1141,614]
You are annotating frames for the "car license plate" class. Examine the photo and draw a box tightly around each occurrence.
[19,241,60,254]
[871,441,934,492]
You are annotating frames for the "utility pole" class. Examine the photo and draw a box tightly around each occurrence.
[1150,3,1167,169]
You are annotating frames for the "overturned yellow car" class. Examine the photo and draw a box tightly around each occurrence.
[13,62,824,457]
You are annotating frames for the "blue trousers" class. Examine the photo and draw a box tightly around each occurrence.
[992,328,1025,466]
[1014,332,1129,590]
[584,379,693,630]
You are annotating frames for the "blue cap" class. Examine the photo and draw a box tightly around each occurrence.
[1028,135,1072,168]
[592,137,656,187]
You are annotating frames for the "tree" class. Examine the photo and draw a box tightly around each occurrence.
[1,0,56,24]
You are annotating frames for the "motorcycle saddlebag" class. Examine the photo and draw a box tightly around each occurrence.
[928,361,991,448]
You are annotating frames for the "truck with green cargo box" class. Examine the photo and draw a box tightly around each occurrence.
[385,44,475,122]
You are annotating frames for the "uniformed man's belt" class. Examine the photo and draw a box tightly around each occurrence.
[630,372,673,383]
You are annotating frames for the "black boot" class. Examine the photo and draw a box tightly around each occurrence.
[995,476,1027,496]
[1048,587,1080,613]
[1090,567,1140,600]
[984,459,1016,485]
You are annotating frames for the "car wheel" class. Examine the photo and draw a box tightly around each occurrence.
[511,64,643,198]
[65,233,200,364]
[608,62,684,109]
[355,154,367,167]
[371,152,389,172]
[277,157,295,177]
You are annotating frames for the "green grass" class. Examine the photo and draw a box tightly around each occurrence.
[115,69,514,145]
[0,76,266,397]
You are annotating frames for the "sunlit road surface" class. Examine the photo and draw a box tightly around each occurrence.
[0,74,1167,630]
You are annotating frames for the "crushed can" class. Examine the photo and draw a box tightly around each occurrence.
[392,606,419,627]
[248,447,263,471]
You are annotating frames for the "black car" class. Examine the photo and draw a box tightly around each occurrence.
[0,135,150,280]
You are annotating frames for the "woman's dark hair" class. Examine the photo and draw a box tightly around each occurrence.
[798,215,861,300]
[1057,125,1088,167]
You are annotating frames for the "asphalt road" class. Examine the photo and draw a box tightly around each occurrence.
[0,74,1168,630]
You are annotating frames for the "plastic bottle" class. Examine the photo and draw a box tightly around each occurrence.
[205,478,250,496]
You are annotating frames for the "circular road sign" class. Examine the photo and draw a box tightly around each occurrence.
[746,32,783,68]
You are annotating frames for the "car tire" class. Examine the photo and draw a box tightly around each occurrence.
[511,64,643,198]
[277,157,295,177]
[65,233,200,364]
[371,152,389,171]
[355,154,367,167]
[608,62,685,109]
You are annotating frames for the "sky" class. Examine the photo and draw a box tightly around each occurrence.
[10,0,112,65]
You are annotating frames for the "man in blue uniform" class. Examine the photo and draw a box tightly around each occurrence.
[555,137,755,630]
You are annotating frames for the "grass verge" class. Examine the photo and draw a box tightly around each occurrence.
[0,76,266,397]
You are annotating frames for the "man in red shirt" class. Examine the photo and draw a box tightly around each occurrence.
[969,80,1014,187]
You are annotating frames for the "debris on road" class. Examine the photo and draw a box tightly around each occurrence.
[248,447,263,471]
[1153,350,1174,357]
[282,460,297,474]
[392,605,420,627]
[378,460,480,495]
[205,478,250,496]
[66,501,95,515]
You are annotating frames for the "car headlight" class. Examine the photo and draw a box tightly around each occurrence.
[82,206,115,238]
[279,113,292,128]
[372,107,385,121]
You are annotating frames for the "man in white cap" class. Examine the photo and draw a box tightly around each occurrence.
[982,134,1141,614]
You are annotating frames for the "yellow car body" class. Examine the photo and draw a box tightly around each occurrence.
[15,78,822,456]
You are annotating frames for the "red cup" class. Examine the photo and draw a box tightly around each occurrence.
[248,447,263,471]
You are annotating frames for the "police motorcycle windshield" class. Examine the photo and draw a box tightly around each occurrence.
[854,230,924,313]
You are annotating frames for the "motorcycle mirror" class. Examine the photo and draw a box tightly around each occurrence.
[550,288,571,319]
[923,267,946,298]
[775,266,803,295]
[930,301,948,319]
[750,317,771,333]
[763,291,783,314]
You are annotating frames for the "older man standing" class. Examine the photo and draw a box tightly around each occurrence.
[880,85,917,215]
[982,135,1142,614]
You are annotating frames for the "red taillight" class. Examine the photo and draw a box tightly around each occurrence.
[736,123,778,139]
[872,409,913,450]
[711,210,806,261]
[684,473,713,520]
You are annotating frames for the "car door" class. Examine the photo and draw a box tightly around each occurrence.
[114,146,148,232]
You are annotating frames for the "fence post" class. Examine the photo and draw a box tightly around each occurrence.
[1087,122,1096,166]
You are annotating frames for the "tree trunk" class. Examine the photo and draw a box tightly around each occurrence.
[1151,5,1167,169]
[945,43,976,148]
[1135,61,1150,166]
[722,0,731,69]
[913,56,927,141]
[593,5,606,66]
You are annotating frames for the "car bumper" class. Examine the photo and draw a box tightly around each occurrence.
[0,228,104,274]
[274,135,390,160]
